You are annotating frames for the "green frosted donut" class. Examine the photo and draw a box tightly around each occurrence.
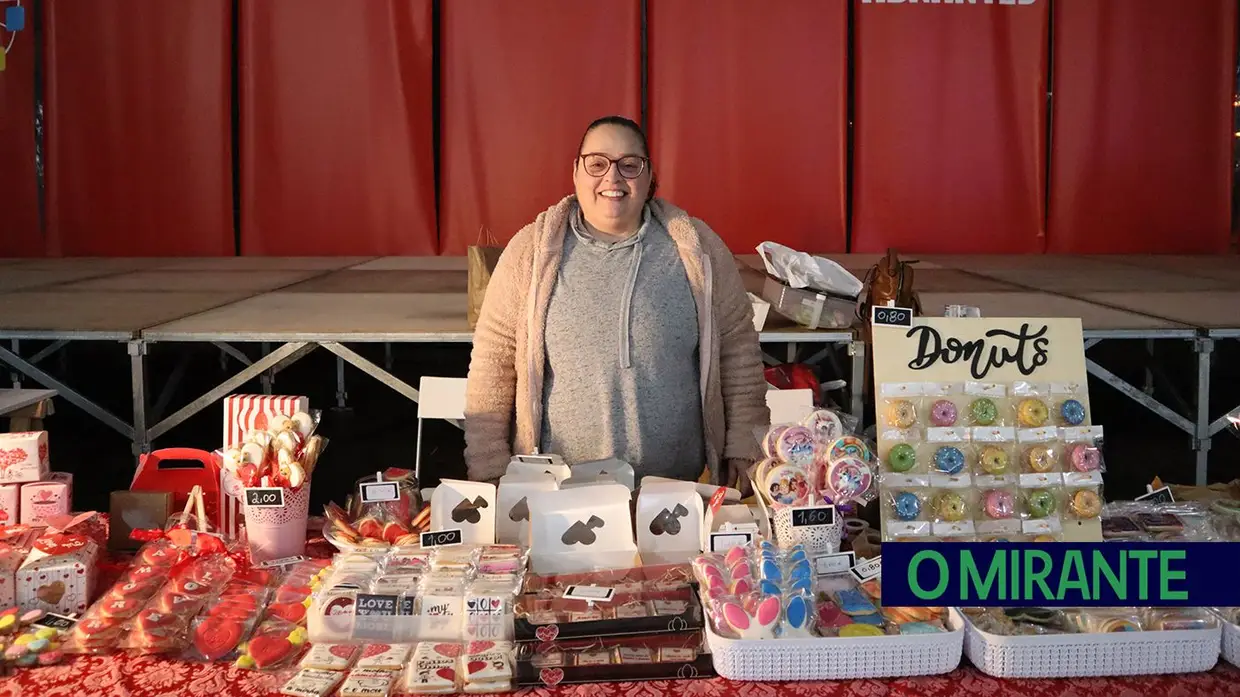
[887,443,917,473]
[970,398,999,426]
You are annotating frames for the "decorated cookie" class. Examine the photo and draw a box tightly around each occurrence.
[802,409,844,440]
[281,668,346,697]
[355,643,412,671]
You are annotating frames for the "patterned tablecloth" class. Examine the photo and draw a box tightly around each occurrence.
[4,657,1240,697]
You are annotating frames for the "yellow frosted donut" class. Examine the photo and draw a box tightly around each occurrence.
[1017,398,1050,427]
[1025,446,1055,473]
[979,446,1010,475]
[1069,490,1102,519]
[885,399,918,429]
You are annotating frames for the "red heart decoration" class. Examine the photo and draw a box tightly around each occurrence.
[467,641,495,654]
[535,624,559,642]
[433,643,462,658]
[265,602,306,624]
[100,597,143,618]
[247,634,293,669]
[540,668,565,687]
[329,645,358,660]
[135,610,177,630]
[362,643,392,658]
[193,619,243,660]
[435,668,456,682]
[33,533,89,556]
[467,660,487,674]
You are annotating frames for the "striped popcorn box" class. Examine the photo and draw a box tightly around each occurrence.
[220,394,310,537]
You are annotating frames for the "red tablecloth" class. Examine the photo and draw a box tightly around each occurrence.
[4,657,1240,697]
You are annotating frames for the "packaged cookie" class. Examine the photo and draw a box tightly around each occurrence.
[970,427,1017,483]
[1011,382,1052,429]
[879,383,924,435]
[1050,382,1089,426]
[299,643,361,671]
[356,642,413,671]
[975,488,1021,536]
[884,489,931,539]
[460,640,514,694]
[281,668,346,697]
[404,642,462,694]
[340,668,396,697]
[964,382,1008,428]
[234,619,309,671]
[921,382,965,428]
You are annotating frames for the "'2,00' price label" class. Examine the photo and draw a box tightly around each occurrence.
[244,487,285,508]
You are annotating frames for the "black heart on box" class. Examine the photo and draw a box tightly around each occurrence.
[648,503,690,536]
[560,515,605,545]
[509,497,530,522]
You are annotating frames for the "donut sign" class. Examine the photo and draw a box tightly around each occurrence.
[871,317,1100,545]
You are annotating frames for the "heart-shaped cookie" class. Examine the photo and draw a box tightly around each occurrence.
[135,609,178,631]
[432,643,462,658]
[265,602,306,624]
[99,596,142,618]
[329,644,357,659]
[208,603,256,620]
[435,667,456,682]
[540,667,565,686]
[534,624,559,642]
[275,586,311,604]
[247,634,294,669]
[362,643,392,658]
[155,592,202,615]
[193,619,243,660]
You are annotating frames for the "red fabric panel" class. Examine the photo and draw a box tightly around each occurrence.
[1047,0,1235,254]
[439,1,640,254]
[0,17,41,257]
[44,0,232,256]
[240,0,436,256]
[852,2,1048,254]
[648,1,847,253]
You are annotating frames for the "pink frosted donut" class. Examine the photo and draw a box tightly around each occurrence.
[930,399,958,427]
[982,490,1015,519]
[1069,443,1102,472]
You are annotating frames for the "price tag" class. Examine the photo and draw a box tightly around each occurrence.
[421,529,463,548]
[256,555,306,569]
[850,555,882,583]
[708,531,753,553]
[356,594,399,616]
[871,305,913,327]
[790,505,835,528]
[1135,486,1175,504]
[34,613,77,631]
[814,551,856,576]
[563,585,616,603]
[244,487,285,508]
[360,481,400,504]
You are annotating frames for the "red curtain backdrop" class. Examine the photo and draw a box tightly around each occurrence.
[852,1,1048,255]
[240,0,437,256]
[647,0,847,254]
[438,0,641,254]
[1047,0,1236,254]
[44,0,233,256]
[0,15,40,257]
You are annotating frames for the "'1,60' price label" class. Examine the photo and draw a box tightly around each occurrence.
[244,487,285,508]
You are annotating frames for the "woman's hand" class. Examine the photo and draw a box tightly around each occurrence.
[726,458,755,498]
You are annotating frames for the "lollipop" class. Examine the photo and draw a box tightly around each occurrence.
[826,457,873,504]
[803,410,844,441]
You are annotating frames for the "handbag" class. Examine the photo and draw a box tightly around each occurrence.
[467,227,503,330]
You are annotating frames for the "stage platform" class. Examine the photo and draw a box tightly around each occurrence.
[1,253,1238,483]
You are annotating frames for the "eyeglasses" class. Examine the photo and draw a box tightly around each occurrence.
[579,153,648,179]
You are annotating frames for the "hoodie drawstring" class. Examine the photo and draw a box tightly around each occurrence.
[618,237,643,369]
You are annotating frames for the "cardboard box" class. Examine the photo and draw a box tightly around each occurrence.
[20,473,72,525]
[528,484,639,574]
[108,491,172,551]
[0,431,50,484]
[17,532,99,614]
[0,483,18,526]
[430,480,496,546]
[635,481,704,566]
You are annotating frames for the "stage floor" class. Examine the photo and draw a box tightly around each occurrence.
[1,253,1235,337]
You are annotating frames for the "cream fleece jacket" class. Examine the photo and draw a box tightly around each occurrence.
[464,195,770,484]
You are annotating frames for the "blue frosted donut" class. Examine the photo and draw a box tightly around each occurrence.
[933,446,966,475]
[895,491,922,521]
[1060,399,1087,426]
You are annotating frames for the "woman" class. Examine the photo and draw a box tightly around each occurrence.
[464,116,768,488]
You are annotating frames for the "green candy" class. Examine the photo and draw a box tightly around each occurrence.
[970,398,999,426]
[887,443,917,473]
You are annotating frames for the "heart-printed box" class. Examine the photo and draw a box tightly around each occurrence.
[495,473,557,546]
[0,483,19,526]
[17,532,100,614]
[20,472,72,525]
[0,431,50,484]
[0,527,36,608]
[527,484,638,575]
[430,480,496,546]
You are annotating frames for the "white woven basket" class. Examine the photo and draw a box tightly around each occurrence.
[705,619,962,680]
[772,507,842,555]
[955,609,1221,678]
[1221,618,1240,667]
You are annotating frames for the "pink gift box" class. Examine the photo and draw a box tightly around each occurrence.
[0,527,36,608]
[21,473,72,526]
[0,483,19,526]
[0,431,49,484]
[17,532,98,614]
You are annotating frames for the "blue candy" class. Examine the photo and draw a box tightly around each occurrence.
[933,446,965,475]
[760,559,783,582]
[760,580,782,596]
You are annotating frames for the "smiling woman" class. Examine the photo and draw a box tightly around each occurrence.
[463,116,769,490]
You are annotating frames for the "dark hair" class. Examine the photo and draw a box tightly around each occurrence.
[576,115,658,201]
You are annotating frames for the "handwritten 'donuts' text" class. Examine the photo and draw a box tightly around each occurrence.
[905,323,1050,379]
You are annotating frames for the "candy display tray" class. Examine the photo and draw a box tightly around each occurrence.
[514,588,704,641]
[704,615,963,681]
[515,631,715,686]
[956,609,1220,678]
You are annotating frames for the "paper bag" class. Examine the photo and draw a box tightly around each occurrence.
[636,481,704,565]
[467,242,504,329]
[495,473,558,546]
[528,484,638,574]
[430,479,497,545]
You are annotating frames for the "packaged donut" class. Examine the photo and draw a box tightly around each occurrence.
[1016,427,1062,476]
[928,488,976,539]
[1064,486,1104,521]
[883,489,932,539]
[925,430,969,478]
[879,383,924,434]
[1062,426,1106,486]
[963,382,1008,428]
[1019,488,1063,537]
[921,382,965,429]
[1011,382,1053,429]
[969,426,1017,483]
[879,431,924,476]
[1050,382,1089,427]
[975,487,1021,536]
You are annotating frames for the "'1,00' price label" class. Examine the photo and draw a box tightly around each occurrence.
[244,487,285,508]
[421,529,463,548]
